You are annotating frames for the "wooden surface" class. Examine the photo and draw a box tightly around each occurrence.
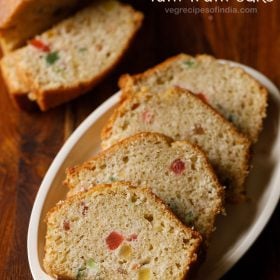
[0,1,279,279]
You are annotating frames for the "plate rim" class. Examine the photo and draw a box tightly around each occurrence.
[27,61,280,280]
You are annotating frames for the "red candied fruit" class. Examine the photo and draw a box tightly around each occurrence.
[132,264,141,270]
[81,202,89,216]
[170,159,186,175]
[196,93,208,104]
[29,39,50,52]
[63,220,70,231]
[141,110,154,124]
[106,231,124,250]
[127,233,138,241]
[192,124,205,135]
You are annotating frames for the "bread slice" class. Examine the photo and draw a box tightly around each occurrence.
[65,132,224,239]
[101,87,251,202]
[2,0,143,111]
[119,54,268,143]
[0,0,86,53]
[44,182,202,280]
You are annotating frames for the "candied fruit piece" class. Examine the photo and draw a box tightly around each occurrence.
[141,110,154,124]
[132,263,141,270]
[138,268,151,280]
[119,244,132,259]
[87,258,96,269]
[63,220,70,231]
[81,202,89,216]
[29,39,50,52]
[170,159,186,175]
[191,124,205,135]
[127,233,138,241]
[106,231,124,250]
[183,60,195,68]
[46,51,59,65]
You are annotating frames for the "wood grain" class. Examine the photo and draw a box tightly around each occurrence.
[0,1,279,279]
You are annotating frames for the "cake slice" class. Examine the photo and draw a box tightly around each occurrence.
[0,0,87,53]
[101,87,251,202]
[1,0,143,111]
[65,132,224,239]
[44,182,202,280]
[119,54,268,143]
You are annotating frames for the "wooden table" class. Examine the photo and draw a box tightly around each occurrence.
[0,1,279,279]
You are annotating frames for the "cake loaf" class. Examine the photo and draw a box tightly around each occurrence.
[0,0,143,111]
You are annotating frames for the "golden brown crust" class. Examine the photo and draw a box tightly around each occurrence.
[19,8,143,111]
[46,182,202,279]
[118,53,188,100]
[0,36,13,54]
[0,0,24,28]
[0,0,40,52]
[65,132,175,188]
[100,96,131,144]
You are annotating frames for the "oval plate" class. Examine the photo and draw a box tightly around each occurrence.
[28,61,280,280]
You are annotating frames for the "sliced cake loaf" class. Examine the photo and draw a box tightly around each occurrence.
[44,182,202,280]
[2,0,143,111]
[101,88,251,202]
[65,132,224,239]
[0,0,86,53]
[119,54,268,143]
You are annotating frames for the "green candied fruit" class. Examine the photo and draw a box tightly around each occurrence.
[87,258,97,269]
[183,60,196,68]
[78,47,87,53]
[228,114,236,123]
[76,259,98,279]
[76,266,86,280]
[87,258,99,275]
[46,51,60,65]
[109,176,117,182]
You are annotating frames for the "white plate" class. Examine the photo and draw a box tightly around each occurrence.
[28,61,280,280]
